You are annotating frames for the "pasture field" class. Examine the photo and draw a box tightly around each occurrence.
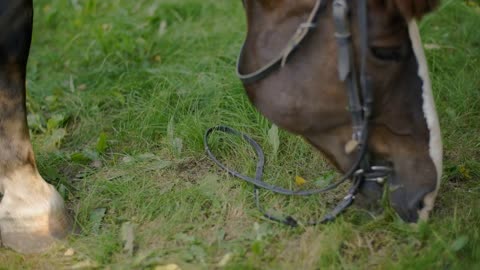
[1,0,479,269]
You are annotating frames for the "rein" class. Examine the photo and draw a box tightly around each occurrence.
[204,0,392,226]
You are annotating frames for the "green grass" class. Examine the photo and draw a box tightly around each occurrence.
[1,0,479,269]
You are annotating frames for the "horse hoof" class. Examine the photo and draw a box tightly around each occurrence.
[0,183,71,254]
[1,228,68,254]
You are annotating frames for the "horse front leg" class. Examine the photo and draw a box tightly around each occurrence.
[0,0,70,253]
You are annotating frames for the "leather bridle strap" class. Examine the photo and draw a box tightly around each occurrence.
[333,0,365,142]
[203,124,391,226]
[204,0,392,226]
[204,125,370,196]
[236,0,327,84]
[204,125,373,226]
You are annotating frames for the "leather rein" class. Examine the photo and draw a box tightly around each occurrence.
[204,0,392,226]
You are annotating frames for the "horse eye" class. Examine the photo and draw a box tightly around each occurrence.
[370,46,404,62]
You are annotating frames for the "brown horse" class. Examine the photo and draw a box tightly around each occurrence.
[238,0,442,222]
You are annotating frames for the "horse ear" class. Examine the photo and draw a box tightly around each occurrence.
[390,0,439,20]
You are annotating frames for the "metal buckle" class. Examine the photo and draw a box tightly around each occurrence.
[354,165,393,185]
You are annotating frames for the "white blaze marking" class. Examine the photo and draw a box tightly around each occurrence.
[408,20,443,220]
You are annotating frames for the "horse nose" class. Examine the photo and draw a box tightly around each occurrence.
[391,186,434,223]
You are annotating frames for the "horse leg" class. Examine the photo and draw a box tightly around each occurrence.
[0,0,70,253]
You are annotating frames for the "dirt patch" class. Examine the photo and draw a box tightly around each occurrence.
[173,157,214,184]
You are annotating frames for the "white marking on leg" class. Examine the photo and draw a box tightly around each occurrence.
[0,165,69,253]
[0,166,66,232]
[408,20,443,220]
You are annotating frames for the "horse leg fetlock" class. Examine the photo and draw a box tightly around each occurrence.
[0,165,71,253]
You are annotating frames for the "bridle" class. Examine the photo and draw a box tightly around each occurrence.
[204,0,392,226]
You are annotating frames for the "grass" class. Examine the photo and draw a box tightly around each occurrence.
[1,0,479,269]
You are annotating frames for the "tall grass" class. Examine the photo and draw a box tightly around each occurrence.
[1,0,479,269]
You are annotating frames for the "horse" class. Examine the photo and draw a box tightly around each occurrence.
[238,0,442,224]
[0,0,71,253]
[0,0,441,253]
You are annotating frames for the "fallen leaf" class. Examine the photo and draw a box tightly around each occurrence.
[43,4,52,13]
[95,132,108,154]
[90,159,102,169]
[43,128,67,151]
[90,208,106,234]
[424,43,442,50]
[167,117,183,156]
[268,124,280,157]
[172,137,183,156]
[70,260,99,269]
[217,252,233,267]
[69,75,75,92]
[158,21,167,36]
[45,95,60,108]
[451,235,468,252]
[96,132,108,154]
[465,0,480,8]
[137,153,157,160]
[64,248,75,256]
[70,152,93,164]
[102,23,112,31]
[122,156,134,163]
[27,113,46,133]
[189,245,206,263]
[153,55,162,62]
[459,165,472,180]
[154,264,181,270]
[167,117,175,142]
[295,175,307,186]
[121,222,135,256]
[46,114,66,131]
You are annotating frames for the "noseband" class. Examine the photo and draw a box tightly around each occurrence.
[205,0,392,226]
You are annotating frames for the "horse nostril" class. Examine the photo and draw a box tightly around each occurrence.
[408,188,433,212]
[404,187,436,222]
[408,191,427,212]
[391,187,434,223]
[416,199,425,211]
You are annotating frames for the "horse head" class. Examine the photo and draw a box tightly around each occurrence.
[239,0,441,222]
